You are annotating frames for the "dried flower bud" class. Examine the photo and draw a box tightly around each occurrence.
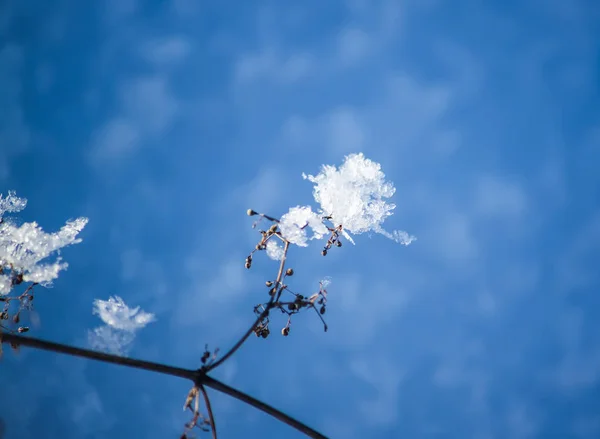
[11,273,23,286]
[269,224,278,233]
[17,326,29,333]
[281,327,290,336]
[320,306,326,315]
[335,240,342,247]
[269,287,277,296]
[288,303,297,311]
[322,249,327,256]
[245,256,252,269]
[285,268,294,276]
[265,281,273,287]
[201,351,210,364]
[0,312,7,320]
[247,209,257,216]
[12,313,19,324]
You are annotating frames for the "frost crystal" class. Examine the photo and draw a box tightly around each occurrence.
[0,275,11,295]
[0,191,27,217]
[0,191,88,294]
[88,326,135,356]
[266,239,285,261]
[92,296,156,331]
[302,153,415,245]
[279,206,329,247]
[89,296,155,355]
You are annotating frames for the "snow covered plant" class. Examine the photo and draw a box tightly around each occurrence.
[244,153,414,338]
[0,191,87,334]
[88,296,156,355]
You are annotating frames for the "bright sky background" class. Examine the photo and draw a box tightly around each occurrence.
[1,0,599,438]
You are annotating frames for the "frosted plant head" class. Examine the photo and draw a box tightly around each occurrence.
[265,239,284,261]
[0,191,27,218]
[279,206,328,247]
[92,296,156,332]
[88,325,136,356]
[89,296,155,355]
[0,191,88,295]
[302,153,415,245]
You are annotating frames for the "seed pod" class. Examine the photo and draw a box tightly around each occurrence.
[335,240,342,247]
[320,306,326,315]
[265,281,273,287]
[285,268,294,276]
[12,273,23,286]
[281,327,290,336]
[17,326,29,333]
[322,249,327,256]
[288,303,297,311]
[12,313,19,324]
[247,209,257,216]
[269,224,278,233]
[201,352,210,364]
[269,287,277,296]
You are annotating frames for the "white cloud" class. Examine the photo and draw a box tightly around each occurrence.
[140,36,191,65]
[0,44,30,180]
[89,76,178,163]
[120,76,178,134]
[279,73,454,159]
[473,176,529,218]
[102,0,137,24]
[350,355,404,426]
[235,50,314,84]
[90,118,140,160]
[337,27,371,65]
[326,107,366,153]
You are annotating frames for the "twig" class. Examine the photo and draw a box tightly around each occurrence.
[1,332,328,439]
[199,385,217,439]
[1,332,195,380]
[206,240,290,372]
[200,374,328,439]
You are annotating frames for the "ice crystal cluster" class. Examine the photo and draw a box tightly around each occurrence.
[88,296,156,355]
[267,153,415,260]
[0,191,88,295]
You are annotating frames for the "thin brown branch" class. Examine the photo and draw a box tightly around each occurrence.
[1,332,329,439]
[200,375,328,439]
[206,240,290,372]
[1,332,195,380]
[199,385,217,439]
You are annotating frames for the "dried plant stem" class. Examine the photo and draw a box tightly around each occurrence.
[199,385,217,439]
[1,332,194,379]
[1,332,327,439]
[206,240,290,372]
[200,375,328,439]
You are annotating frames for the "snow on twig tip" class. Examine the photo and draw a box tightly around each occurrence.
[302,152,415,245]
[0,191,88,294]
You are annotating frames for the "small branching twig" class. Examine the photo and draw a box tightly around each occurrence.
[199,385,217,439]
[206,232,290,372]
[1,333,328,438]
[0,279,38,335]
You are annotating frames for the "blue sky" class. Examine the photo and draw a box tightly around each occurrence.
[1,0,599,438]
